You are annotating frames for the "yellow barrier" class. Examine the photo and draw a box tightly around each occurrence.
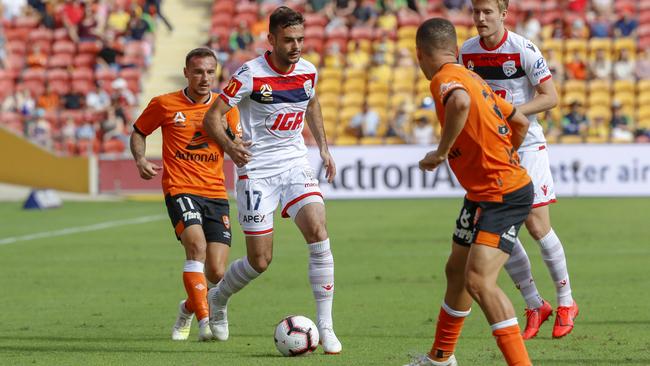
[0,128,91,193]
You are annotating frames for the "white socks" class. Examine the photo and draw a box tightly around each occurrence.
[308,239,335,327]
[504,238,544,309]
[538,229,573,307]
[213,256,260,307]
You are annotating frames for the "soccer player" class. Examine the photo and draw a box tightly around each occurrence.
[406,18,534,366]
[459,0,578,339]
[202,6,342,354]
[130,48,240,341]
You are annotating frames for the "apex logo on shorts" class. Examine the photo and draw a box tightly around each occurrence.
[501,225,517,243]
[240,214,266,223]
[270,111,304,131]
[173,112,186,127]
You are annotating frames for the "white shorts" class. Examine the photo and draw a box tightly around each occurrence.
[519,146,557,208]
[236,163,324,236]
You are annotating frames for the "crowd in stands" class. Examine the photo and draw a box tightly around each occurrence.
[208,0,650,145]
[1,0,650,157]
[0,0,165,156]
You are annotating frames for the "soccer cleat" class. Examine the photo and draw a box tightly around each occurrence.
[208,287,229,341]
[318,323,342,354]
[553,300,579,338]
[403,354,458,366]
[522,300,553,340]
[171,300,193,341]
[198,319,214,341]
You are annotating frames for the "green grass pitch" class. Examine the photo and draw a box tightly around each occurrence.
[0,198,649,365]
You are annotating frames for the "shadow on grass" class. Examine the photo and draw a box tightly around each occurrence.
[0,345,240,354]
[535,359,650,365]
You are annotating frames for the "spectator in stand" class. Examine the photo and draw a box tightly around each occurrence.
[589,13,611,38]
[516,10,541,44]
[613,10,638,38]
[409,112,434,145]
[127,8,151,41]
[306,0,329,14]
[352,0,377,27]
[347,102,380,139]
[107,2,130,35]
[228,21,253,52]
[39,1,57,29]
[385,103,410,140]
[31,108,52,149]
[567,0,587,12]
[97,32,125,70]
[86,82,111,111]
[565,50,587,80]
[591,0,612,14]
[37,84,60,111]
[550,18,566,39]
[569,18,589,39]
[635,49,650,80]
[75,4,101,41]
[539,110,561,141]
[145,0,173,32]
[613,48,635,81]
[443,0,469,12]
[62,89,84,110]
[1,0,27,20]
[100,105,126,142]
[589,48,611,80]
[545,48,565,82]
[26,44,47,69]
[376,5,396,31]
[588,114,608,141]
[16,89,35,116]
[62,0,84,41]
[561,101,588,141]
[609,100,634,141]
[111,78,136,107]
[75,120,96,141]
[0,26,6,69]
[59,116,77,153]
[323,42,344,68]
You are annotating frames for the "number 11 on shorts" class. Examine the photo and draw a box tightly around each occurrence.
[245,190,262,211]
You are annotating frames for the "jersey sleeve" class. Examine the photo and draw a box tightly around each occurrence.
[432,73,468,106]
[133,96,164,136]
[220,63,253,107]
[494,93,516,121]
[522,39,552,86]
[225,106,242,138]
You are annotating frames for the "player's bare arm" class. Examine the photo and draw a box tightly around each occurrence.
[506,109,530,150]
[516,79,558,116]
[305,94,336,182]
[203,97,251,167]
[419,89,470,171]
[130,130,161,179]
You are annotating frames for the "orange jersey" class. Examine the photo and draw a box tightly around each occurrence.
[430,63,530,202]
[134,89,240,199]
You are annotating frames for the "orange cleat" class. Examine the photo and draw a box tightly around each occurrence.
[553,301,579,338]
[522,300,553,340]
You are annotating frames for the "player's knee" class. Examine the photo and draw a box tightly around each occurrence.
[249,254,272,273]
[525,219,550,240]
[205,267,225,284]
[304,223,328,243]
[183,239,207,261]
[464,271,488,300]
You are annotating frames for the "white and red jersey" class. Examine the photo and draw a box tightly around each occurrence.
[220,51,318,178]
[459,30,552,151]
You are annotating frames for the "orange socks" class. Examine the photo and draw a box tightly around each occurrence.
[429,304,470,360]
[182,260,209,321]
[493,323,532,366]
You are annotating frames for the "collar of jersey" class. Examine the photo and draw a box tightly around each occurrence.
[264,51,295,75]
[182,88,212,105]
[479,29,508,51]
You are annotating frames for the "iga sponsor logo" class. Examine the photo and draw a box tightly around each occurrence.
[267,111,304,134]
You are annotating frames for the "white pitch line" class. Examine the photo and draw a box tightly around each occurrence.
[0,214,166,246]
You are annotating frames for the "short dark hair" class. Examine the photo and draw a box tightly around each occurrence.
[185,47,217,67]
[416,18,457,55]
[269,6,304,34]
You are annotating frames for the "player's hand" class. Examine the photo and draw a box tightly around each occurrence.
[228,140,252,167]
[136,158,162,180]
[320,150,336,183]
[419,150,447,171]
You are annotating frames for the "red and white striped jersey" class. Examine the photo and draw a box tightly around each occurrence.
[220,51,318,178]
[459,30,552,151]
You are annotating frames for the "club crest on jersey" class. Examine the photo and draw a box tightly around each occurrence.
[467,60,475,71]
[502,60,517,77]
[260,84,273,102]
[222,215,230,229]
[498,124,510,135]
[173,112,187,127]
[303,79,313,98]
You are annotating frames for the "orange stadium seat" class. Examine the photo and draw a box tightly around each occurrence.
[47,69,70,83]
[47,54,73,69]
[212,0,235,15]
[77,41,101,55]
[350,27,374,41]
[28,28,54,43]
[304,13,328,28]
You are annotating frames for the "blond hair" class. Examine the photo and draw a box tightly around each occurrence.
[472,0,509,12]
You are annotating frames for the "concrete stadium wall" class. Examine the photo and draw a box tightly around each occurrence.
[0,128,91,193]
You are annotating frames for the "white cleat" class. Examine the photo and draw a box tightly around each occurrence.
[318,323,342,354]
[198,319,215,341]
[208,287,229,341]
[171,300,193,341]
[404,354,458,366]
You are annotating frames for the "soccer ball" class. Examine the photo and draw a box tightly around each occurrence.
[274,315,319,356]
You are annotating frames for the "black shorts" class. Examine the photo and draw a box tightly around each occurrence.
[165,193,232,246]
[452,182,533,254]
